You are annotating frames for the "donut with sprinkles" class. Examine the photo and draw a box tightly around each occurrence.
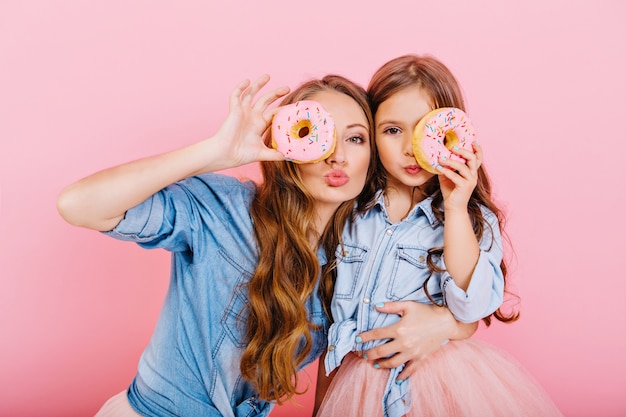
[412,107,476,174]
[271,100,336,163]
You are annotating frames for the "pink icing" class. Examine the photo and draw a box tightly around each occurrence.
[271,100,335,163]
[413,107,475,171]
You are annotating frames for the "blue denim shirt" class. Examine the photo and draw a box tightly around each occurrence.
[325,191,504,417]
[104,173,329,417]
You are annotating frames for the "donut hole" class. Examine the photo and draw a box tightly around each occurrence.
[292,120,313,140]
[444,131,460,149]
[299,126,310,138]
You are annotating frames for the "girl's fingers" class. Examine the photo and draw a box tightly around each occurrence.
[435,163,464,187]
[448,142,482,168]
[440,143,481,177]
[473,141,483,168]
[438,158,471,180]
[464,143,481,172]
[449,148,476,166]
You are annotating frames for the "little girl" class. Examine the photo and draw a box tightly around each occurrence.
[314,55,563,417]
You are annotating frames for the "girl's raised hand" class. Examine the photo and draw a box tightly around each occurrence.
[212,74,290,168]
[436,142,483,211]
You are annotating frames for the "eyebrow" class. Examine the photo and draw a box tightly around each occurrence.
[346,123,369,130]
[375,119,402,128]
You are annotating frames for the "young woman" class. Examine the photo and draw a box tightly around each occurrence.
[59,72,479,417]
[58,74,377,416]
[314,55,563,417]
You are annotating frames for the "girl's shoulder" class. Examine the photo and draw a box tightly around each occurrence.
[477,204,500,225]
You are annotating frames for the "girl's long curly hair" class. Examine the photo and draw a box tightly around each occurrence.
[240,75,377,403]
[367,54,519,326]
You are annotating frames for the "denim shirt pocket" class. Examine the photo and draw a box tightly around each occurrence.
[219,250,253,349]
[334,243,368,300]
[387,245,430,300]
[221,286,249,349]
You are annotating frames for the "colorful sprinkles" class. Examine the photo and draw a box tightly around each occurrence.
[271,100,336,163]
[412,108,476,173]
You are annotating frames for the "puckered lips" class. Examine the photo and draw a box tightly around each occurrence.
[324,169,349,187]
[404,164,422,175]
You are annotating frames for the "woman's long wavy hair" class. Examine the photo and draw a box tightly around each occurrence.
[240,75,377,403]
[367,54,519,326]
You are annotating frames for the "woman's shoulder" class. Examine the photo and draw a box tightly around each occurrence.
[179,173,258,198]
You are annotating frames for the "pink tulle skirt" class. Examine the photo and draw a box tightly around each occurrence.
[316,339,563,417]
[94,391,142,417]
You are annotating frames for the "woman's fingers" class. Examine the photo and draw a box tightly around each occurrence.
[241,74,270,106]
[231,74,285,110]
[232,75,290,128]
[255,86,290,116]
[230,78,251,110]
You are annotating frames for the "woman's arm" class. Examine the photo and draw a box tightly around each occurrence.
[355,301,477,382]
[57,75,288,231]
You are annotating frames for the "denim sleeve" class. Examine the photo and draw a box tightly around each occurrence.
[440,209,505,323]
[103,174,256,253]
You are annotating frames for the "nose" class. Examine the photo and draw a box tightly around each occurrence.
[326,139,346,165]
[403,133,414,157]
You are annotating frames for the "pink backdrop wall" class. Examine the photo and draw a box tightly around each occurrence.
[1,1,625,415]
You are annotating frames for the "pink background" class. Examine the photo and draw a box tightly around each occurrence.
[1,1,625,416]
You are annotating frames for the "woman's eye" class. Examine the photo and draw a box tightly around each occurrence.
[347,135,364,144]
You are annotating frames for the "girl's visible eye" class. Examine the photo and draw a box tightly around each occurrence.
[383,127,401,135]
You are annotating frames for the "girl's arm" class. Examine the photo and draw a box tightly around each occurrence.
[437,143,506,321]
[354,301,477,382]
[57,76,288,231]
[436,142,482,290]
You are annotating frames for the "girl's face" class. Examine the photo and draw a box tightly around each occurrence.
[375,86,435,189]
[297,90,371,216]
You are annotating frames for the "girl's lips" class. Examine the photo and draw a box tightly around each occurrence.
[325,169,349,187]
[405,165,422,175]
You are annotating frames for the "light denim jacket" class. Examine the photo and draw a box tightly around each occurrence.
[105,173,329,417]
[325,191,504,417]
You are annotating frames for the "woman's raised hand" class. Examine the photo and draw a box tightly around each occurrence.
[57,75,290,231]
[212,74,290,168]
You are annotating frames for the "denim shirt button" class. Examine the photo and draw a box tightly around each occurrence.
[363,297,371,304]
[328,345,335,352]
[386,229,393,235]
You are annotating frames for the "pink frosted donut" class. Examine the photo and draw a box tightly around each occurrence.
[271,100,336,163]
[412,107,476,174]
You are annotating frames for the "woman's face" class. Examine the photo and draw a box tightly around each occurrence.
[375,86,435,188]
[297,90,371,215]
